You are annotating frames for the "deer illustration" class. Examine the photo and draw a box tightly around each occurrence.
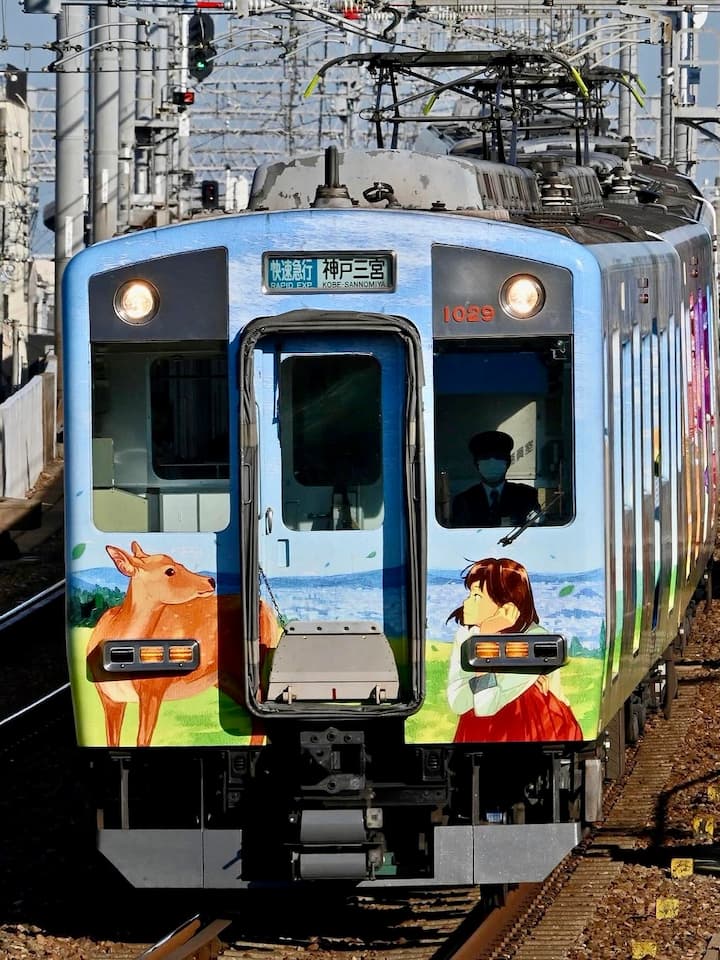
[86,541,280,747]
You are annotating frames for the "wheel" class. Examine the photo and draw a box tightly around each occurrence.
[663,656,678,720]
[704,567,713,612]
[674,623,686,657]
[604,708,626,780]
[625,702,641,745]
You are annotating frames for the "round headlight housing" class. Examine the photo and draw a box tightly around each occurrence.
[499,274,545,319]
[113,279,159,325]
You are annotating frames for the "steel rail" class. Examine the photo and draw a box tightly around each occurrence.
[0,683,70,729]
[0,580,68,730]
[0,579,65,632]
[137,916,232,960]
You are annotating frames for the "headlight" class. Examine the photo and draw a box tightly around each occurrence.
[499,274,545,319]
[113,279,159,325]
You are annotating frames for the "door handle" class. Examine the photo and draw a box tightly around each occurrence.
[265,507,273,534]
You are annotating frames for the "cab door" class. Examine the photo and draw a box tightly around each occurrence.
[238,310,425,714]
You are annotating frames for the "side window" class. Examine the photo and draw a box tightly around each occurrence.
[91,342,230,532]
[434,337,573,528]
[150,357,229,480]
[279,354,383,531]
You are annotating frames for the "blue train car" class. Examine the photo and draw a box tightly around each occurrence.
[63,54,718,889]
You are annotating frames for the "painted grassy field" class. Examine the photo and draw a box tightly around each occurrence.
[69,626,255,747]
[405,641,603,743]
[69,628,602,747]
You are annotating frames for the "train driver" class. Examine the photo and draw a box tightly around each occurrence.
[451,430,540,527]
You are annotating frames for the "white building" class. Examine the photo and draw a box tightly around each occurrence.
[0,65,52,397]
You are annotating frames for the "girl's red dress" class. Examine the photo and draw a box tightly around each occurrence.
[454,682,583,742]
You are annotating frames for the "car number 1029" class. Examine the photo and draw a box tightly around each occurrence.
[442,304,495,323]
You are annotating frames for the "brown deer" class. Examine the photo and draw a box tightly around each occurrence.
[87,541,280,747]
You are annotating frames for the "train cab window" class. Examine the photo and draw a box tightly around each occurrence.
[150,357,229,481]
[279,354,383,531]
[91,342,230,533]
[434,337,573,528]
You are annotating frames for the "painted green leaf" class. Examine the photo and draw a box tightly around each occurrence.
[559,584,574,597]
[71,543,86,559]
[366,551,377,559]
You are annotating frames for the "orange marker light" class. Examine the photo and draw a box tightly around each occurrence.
[474,641,501,659]
[168,646,195,663]
[139,646,165,663]
[505,641,530,658]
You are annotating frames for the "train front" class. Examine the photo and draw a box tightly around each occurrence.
[63,147,607,889]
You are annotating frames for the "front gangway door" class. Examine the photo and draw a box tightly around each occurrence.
[238,310,425,718]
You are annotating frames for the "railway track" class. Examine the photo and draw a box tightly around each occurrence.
[135,916,231,960]
[0,579,65,631]
[130,890,491,960]
[0,580,69,742]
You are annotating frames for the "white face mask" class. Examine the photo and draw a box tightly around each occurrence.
[476,458,507,485]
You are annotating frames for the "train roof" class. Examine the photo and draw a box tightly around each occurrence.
[246,141,709,247]
[248,147,525,216]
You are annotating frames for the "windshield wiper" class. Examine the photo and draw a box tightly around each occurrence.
[497,492,563,547]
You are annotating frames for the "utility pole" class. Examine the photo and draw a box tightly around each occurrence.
[135,6,154,220]
[54,2,87,425]
[117,12,136,233]
[660,19,674,165]
[91,1,119,242]
[177,13,193,221]
[152,15,170,222]
[618,43,635,142]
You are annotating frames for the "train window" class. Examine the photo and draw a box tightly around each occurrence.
[91,342,230,533]
[434,337,573,528]
[279,354,383,531]
[150,357,229,481]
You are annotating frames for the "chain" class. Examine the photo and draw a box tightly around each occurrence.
[259,565,288,628]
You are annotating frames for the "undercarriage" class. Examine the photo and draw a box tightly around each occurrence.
[91,725,586,888]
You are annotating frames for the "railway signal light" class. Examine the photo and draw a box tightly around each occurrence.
[188,12,216,83]
[23,0,61,12]
[201,179,220,209]
[172,89,195,108]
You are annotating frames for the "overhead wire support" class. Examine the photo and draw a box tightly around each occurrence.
[44,14,152,69]
[47,36,152,70]
[261,0,433,53]
[47,0,236,5]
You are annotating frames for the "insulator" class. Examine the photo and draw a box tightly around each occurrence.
[539,175,573,207]
[610,172,633,195]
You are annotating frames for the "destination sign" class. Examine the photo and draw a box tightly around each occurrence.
[263,251,395,293]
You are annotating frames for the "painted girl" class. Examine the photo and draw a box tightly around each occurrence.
[446,557,583,742]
